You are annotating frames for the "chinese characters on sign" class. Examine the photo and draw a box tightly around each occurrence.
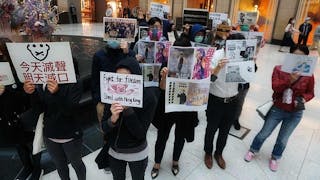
[6,42,77,84]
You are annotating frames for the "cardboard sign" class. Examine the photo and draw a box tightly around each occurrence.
[6,42,76,84]
[0,62,15,86]
[100,72,143,108]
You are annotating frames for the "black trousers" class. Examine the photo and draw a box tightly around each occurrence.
[298,35,308,45]
[154,120,185,163]
[233,87,249,125]
[109,156,148,180]
[44,137,86,180]
[204,94,238,155]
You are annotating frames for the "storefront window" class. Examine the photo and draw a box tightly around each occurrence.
[305,0,320,45]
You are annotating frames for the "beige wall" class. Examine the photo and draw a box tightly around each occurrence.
[272,0,299,40]
[215,0,230,14]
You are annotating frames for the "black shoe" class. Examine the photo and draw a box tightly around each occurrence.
[171,164,179,176]
[29,169,43,180]
[151,168,159,179]
[234,122,241,130]
[16,167,32,180]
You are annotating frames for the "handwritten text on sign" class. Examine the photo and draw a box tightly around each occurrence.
[100,72,143,108]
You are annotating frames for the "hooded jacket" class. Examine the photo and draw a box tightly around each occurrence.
[102,57,157,153]
[190,24,205,42]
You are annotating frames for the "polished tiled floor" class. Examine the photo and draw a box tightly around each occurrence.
[17,23,320,179]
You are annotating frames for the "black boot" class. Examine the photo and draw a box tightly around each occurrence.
[16,144,33,180]
[234,121,241,130]
[29,152,42,180]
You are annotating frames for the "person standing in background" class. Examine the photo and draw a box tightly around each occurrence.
[298,17,313,46]
[279,17,300,52]
[70,3,78,23]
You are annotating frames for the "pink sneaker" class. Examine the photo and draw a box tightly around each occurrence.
[244,151,255,162]
[269,159,279,172]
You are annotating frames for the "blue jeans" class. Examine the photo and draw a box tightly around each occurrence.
[250,106,303,159]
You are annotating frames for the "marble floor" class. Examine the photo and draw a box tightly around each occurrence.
[46,23,320,180]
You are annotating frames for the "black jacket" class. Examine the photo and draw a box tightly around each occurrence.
[91,47,135,105]
[299,23,312,37]
[101,57,157,153]
[30,82,82,139]
[152,90,198,142]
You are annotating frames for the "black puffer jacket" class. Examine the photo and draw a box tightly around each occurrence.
[102,57,157,153]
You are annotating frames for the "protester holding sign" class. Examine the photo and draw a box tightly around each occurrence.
[244,45,315,172]
[151,34,198,178]
[101,56,157,180]
[23,58,86,180]
[0,38,42,180]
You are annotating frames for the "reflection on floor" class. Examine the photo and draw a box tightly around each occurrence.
[0,23,319,180]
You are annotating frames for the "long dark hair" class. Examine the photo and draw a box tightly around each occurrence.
[288,17,295,25]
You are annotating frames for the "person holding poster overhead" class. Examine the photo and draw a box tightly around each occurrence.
[0,38,42,180]
[151,34,198,178]
[23,59,86,180]
[101,56,156,180]
[244,45,315,172]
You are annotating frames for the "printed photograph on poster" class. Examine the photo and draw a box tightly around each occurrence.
[140,63,161,87]
[238,11,258,25]
[225,61,255,83]
[230,31,249,39]
[168,47,195,79]
[100,72,143,108]
[281,53,317,76]
[6,42,76,84]
[155,41,172,64]
[248,32,264,53]
[0,62,15,86]
[165,77,210,112]
[138,26,149,40]
[192,47,214,80]
[226,39,257,61]
[150,2,170,19]
[209,13,228,28]
[103,17,137,42]
[137,41,156,63]
[192,42,211,47]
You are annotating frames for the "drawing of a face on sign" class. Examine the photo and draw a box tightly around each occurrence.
[110,84,134,95]
[27,43,50,61]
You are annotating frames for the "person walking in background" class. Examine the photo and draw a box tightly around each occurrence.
[279,17,300,52]
[298,17,313,46]
[69,3,78,23]
[244,45,315,172]
[23,60,86,180]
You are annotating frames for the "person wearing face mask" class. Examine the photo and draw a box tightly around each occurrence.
[134,17,167,63]
[189,24,206,45]
[91,40,135,173]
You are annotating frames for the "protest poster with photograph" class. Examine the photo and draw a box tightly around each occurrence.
[100,72,143,108]
[281,53,317,77]
[0,62,15,86]
[150,2,170,19]
[6,42,76,84]
[209,13,228,28]
[230,31,249,38]
[238,11,258,25]
[103,17,137,42]
[137,40,156,63]
[140,63,161,87]
[248,31,264,53]
[165,78,210,112]
[155,41,172,64]
[226,39,257,61]
[138,26,149,40]
[225,60,255,83]
[165,46,214,112]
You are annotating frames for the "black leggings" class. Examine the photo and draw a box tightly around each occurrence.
[109,156,148,180]
[44,137,86,180]
[154,120,185,163]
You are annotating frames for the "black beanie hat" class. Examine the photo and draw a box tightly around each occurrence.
[115,56,142,75]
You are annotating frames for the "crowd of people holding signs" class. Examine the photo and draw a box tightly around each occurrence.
[0,1,316,180]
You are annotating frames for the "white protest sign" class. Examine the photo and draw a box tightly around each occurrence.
[141,63,161,87]
[225,60,255,83]
[209,13,228,28]
[0,62,15,86]
[238,11,258,25]
[103,17,137,42]
[281,53,317,77]
[100,72,143,108]
[150,2,170,19]
[6,42,76,84]
[226,39,257,61]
